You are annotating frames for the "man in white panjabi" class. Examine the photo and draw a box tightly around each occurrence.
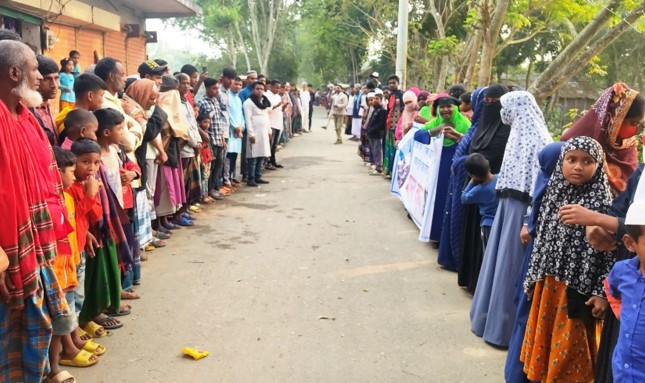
[299,82,311,133]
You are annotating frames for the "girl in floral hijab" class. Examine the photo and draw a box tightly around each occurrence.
[521,136,614,382]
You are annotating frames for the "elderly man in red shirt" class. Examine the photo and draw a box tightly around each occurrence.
[0,39,72,383]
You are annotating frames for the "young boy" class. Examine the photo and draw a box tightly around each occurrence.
[60,109,99,150]
[197,111,214,203]
[50,147,104,378]
[74,73,108,112]
[607,200,645,383]
[70,138,124,332]
[367,90,387,175]
[70,50,81,79]
[95,108,142,291]
[95,108,126,207]
[462,153,498,250]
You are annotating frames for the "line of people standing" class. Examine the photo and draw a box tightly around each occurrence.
[352,71,645,382]
[0,29,316,383]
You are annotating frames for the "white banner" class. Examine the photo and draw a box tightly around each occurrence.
[391,127,444,242]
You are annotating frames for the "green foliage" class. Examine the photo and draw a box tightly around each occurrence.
[427,36,460,57]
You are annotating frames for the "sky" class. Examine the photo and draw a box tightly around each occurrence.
[146,18,218,58]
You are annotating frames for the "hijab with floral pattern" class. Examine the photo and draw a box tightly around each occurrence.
[524,136,614,297]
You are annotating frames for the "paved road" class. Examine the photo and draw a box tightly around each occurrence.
[73,107,505,382]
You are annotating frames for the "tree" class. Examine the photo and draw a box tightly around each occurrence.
[529,0,645,102]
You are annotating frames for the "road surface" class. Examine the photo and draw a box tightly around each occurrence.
[73,107,506,382]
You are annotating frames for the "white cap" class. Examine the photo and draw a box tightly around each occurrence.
[374,88,383,95]
[367,92,375,98]
[301,81,308,86]
[371,71,379,78]
[626,200,645,225]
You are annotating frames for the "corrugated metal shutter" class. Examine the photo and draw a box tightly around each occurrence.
[126,36,146,76]
[45,23,76,117]
[105,30,127,64]
[77,28,104,68]
[45,23,76,63]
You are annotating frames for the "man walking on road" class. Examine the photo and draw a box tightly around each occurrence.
[330,84,348,144]
[299,82,311,133]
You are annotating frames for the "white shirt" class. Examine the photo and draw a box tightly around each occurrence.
[266,90,284,132]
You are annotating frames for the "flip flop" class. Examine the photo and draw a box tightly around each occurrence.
[105,306,131,316]
[82,321,111,338]
[59,350,99,367]
[46,371,76,383]
[82,340,106,356]
[94,315,123,330]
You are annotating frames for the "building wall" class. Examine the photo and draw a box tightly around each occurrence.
[45,23,147,114]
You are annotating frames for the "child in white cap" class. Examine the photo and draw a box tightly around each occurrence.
[606,200,645,382]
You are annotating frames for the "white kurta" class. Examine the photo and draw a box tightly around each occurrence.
[243,98,271,158]
[300,90,311,130]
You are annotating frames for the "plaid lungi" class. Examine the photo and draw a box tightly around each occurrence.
[0,264,69,382]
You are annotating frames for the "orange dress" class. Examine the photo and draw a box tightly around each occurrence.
[52,192,80,290]
[521,276,602,382]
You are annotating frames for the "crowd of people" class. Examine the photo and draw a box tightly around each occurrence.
[3,22,645,382]
[0,29,323,383]
[340,72,645,382]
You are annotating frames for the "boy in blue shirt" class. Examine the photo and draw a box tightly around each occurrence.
[462,153,498,250]
[607,200,645,383]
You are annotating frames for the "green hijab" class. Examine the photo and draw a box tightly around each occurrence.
[420,104,471,147]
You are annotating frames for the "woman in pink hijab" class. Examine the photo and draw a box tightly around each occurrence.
[395,87,421,143]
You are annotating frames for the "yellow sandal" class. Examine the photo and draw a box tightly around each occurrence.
[83,340,106,356]
[82,321,110,338]
[59,350,99,367]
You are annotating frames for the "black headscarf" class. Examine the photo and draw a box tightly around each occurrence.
[469,84,510,173]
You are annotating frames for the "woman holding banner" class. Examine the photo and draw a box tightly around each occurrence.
[415,93,472,246]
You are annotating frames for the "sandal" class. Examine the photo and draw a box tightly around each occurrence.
[82,321,110,338]
[156,231,171,240]
[157,226,172,235]
[83,340,106,356]
[151,238,167,248]
[78,328,92,341]
[144,243,156,252]
[175,216,194,227]
[46,371,76,383]
[163,222,180,231]
[105,305,131,316]
[94,315,123,330]
[59,350,99,368]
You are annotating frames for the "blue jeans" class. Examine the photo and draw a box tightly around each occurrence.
[74,252,86,315]
[246,157,264,182]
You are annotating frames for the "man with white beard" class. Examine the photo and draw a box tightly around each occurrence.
[0,40,74,383]
[299,82,311,133]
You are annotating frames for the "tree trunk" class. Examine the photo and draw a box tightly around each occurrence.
[463,32,481,88]
[234,22,252,72]
[528,0,623,97]
[525,57,533,89]
[436,56,449,91]
[477,0,510,86]
[531,0,645,102]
